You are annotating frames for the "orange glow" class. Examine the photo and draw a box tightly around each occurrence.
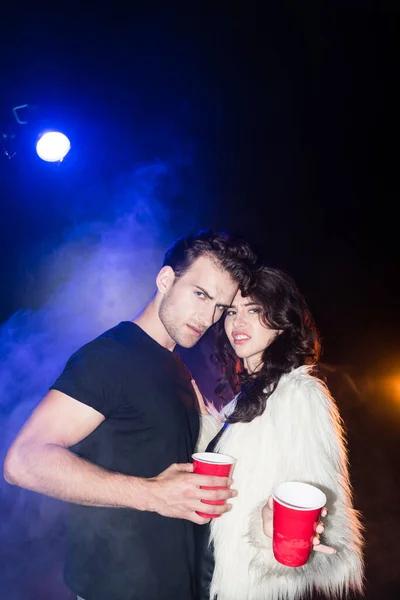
[384,375,400,405]
[390,376,400,398]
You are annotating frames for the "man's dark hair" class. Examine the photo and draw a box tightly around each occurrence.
[163,230,257,292]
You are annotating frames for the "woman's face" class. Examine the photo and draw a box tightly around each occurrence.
[224,290,281,372]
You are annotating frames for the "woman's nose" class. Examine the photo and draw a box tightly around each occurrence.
[233,313,246,327]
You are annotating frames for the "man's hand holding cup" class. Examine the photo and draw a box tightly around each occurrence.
[145,459,237,524]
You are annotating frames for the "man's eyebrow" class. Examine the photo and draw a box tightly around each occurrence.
[194,285,231,309]
[194,285,214,300]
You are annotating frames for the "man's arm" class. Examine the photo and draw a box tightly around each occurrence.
[3,390,236,523]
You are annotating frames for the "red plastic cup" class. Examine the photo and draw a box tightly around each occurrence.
[192,452,236,518]
[272,481,327,567]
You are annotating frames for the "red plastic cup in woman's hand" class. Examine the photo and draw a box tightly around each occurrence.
[192,452,236,518]
[272,481,327,567]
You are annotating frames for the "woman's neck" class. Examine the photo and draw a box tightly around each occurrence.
[243,353,263,374]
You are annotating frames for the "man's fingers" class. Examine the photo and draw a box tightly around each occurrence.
[188,512,211,525]
[192,474,231,488]
[267,495,274,510]
[186,504,232,524]
[321,507,328,518]
[196,487,237,501]
[195,502,232,516]
[316,523,325,534]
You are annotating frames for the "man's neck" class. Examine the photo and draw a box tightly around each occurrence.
[133,300,176,351]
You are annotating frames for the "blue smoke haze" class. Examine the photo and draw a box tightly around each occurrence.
[0,159,210,599]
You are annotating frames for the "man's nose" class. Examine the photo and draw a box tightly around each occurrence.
[201,304,216,327]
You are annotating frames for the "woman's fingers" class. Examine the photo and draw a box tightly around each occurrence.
[265,497,335,556]
[262,499,273,538]
[191,379,209,415]
[313,543,336,554]
[316,522,325,534]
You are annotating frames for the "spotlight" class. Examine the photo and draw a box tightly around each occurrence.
[36,131,71,163]
[1,105,71,163]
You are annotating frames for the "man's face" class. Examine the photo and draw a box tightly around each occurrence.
[158,255,238,348]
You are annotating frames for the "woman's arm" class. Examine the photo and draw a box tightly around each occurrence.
[261,496,333,553]
[247,368,364,596]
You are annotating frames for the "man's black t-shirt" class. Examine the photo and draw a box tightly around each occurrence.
[51,322,200,600]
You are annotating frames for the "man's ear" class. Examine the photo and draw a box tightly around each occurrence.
[156,266,175,295]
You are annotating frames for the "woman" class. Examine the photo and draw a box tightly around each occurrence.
[194,266,364,600]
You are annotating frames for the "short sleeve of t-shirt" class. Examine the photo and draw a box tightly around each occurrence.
[50,338,126,418]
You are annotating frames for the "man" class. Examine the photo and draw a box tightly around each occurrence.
[4,231,256,600]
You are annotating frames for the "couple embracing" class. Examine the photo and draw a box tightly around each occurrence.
[4,230,363,600]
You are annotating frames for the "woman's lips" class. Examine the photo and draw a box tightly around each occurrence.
[232,333,251,345]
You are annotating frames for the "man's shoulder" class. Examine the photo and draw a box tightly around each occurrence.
[93,321,139,346]
[72,322,140,366]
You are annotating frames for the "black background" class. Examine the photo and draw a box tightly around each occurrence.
[1,2,399,598]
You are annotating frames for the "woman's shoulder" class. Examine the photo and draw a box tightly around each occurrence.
[272,365,332,405]
[267,365,338,425]
[278,365,316,387]
[279,364,326,386]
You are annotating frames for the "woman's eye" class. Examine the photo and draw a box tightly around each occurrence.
[249,308,260,314]
[195,291,205,299]
[226,310,235,317]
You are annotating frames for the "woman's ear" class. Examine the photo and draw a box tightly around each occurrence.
[156,266,175,295]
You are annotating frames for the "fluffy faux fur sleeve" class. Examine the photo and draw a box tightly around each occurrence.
[195,414,222,452]
[247,367,364,598]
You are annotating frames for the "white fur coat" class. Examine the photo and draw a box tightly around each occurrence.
[196,366,364,600]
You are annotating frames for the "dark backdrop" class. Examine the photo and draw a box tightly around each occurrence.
[1,3,399,598]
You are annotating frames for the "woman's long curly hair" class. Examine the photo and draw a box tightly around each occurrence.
[213,266,322,424]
